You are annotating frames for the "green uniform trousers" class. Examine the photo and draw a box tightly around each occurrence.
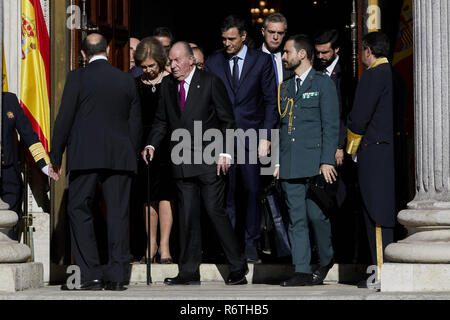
[281,179,334,274]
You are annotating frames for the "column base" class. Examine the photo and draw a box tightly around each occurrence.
[0,262,44,292]
[381,263,450,292]
[385,241,450,263]
[0,235,31,263]
[385,208,450,263]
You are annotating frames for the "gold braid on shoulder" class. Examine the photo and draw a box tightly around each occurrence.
[278,81,295,135]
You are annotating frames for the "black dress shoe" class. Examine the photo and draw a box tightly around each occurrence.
[226,265,249,285]
[280,273,313,287]
[60,279,104,291]
[312,259,334,285]
[105,281,127,291]
[164,275,200,285]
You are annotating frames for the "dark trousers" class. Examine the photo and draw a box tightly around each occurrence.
[226,163,261,248]
[68,169,132,283]
[1,167,24,240]
[281,179,334,274]
[362,205,394,266]
[175,172,245,277]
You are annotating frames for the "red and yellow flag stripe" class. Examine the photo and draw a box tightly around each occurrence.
[2,45,8,92]
[20,0,50,153]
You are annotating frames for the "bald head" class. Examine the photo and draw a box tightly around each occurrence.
[169,42,195,81]
[82,33,108,60]
[171,42,194,59]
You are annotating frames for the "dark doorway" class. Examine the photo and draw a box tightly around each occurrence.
[129,1,358,56]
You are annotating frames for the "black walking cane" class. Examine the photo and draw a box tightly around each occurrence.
[146,149,152,285]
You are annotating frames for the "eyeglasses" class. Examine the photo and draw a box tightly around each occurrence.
[196,62,204,69]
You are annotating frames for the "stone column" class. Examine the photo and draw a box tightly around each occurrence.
[382,0,450,291]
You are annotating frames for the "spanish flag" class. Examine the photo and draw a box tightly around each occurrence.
[20,0,50,153]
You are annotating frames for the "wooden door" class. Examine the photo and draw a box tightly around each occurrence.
[70,0,130,71]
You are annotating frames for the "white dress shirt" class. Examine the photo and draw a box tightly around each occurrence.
[178,66,196,97]
[262,44,283,84]
[89,55,108,63]
[325,55,339,77]
[229,45,248,78]
[295,66,313,93]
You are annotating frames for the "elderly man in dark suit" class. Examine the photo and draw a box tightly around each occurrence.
[205,15,278,263]
[274,34,339,286]
[346,32,396,288]
[50,33,142,291]
[142,41,248,286]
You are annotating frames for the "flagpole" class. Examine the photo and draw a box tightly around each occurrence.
[0,0,13,209]
[0,0,6,208]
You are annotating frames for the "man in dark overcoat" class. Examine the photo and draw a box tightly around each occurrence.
[346,32,396,287]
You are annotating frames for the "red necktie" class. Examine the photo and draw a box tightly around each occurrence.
[179,80,186,111]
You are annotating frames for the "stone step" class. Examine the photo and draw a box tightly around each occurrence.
[129,263,368,284]
[0,262,43,292]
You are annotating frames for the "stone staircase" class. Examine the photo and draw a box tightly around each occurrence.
[128,263,368,284]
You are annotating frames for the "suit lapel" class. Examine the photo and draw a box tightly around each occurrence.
[169,77,181,118]
[221,52,235,94]
[330,61,341,84]
[237,49,256,91]
[287,78,296,99]
[181,69,201,120]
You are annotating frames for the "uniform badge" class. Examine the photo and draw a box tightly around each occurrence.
[302,92,319,99]
[6,111,14,119]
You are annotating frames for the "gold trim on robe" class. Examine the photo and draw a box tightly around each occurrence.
[346,128,363,155]
[368,57,389,69]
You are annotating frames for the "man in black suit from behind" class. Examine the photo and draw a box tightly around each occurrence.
[142,42,248,285]
[50,33,142,291]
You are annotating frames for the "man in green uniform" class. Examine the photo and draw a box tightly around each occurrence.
[274,34,339,286]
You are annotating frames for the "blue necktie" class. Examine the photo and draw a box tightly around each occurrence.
[271,53,279,85]
[232,56,240,89]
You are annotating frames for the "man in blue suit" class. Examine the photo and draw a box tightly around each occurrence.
[205,15,278,262]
